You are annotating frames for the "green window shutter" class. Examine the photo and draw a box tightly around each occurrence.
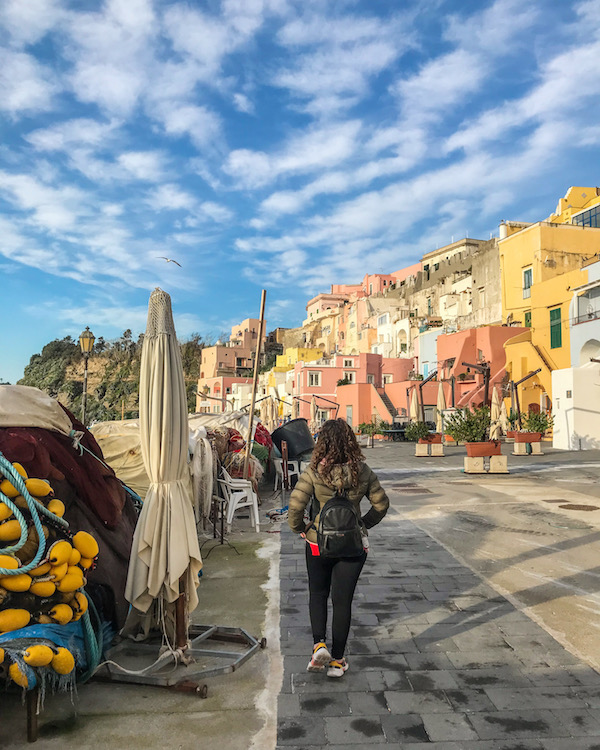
[550,307,562,348]
[524,311,531,328]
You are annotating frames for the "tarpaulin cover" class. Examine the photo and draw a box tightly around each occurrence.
[0,385,72,436]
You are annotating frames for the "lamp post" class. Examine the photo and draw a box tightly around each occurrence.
[79,326,95,425]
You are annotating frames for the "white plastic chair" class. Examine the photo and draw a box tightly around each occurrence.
[217,467,260,533]
[273,458,301,490]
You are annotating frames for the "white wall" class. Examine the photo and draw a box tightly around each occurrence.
[552,363,600,450]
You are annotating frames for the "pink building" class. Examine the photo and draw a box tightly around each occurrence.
[436,326,528,408]
[331,272,396,298]
[391,263,421,284]
[293,353,414,426]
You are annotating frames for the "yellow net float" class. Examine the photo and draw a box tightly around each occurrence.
[47,540,72,566]
[0,608,31,633]
[0,478,19,499]
[23,644,54,667]
[9,661,31,688]
[24,478,52,497]
[72,531,99,559]
[68,548,81,566]
[0,573,32,592]
[0,519,22,542]
[51,647,75,675]
[29,580,57,597]
[11,463,28,480]
[49,561,68,581]
[47,498,65,517]
[0,502,13,521]
[29,561,51,576]
[57,573,84,593]
[0,554,19,570]
[47,603,73,625]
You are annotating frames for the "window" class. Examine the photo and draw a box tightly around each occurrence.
[427,298,432,315]
[369,284,373,294]
[477,349,484,361]
[343,371,355,383]
[383,374,392,384]
[523,267,532,299]
[344,359,353,367]
[524,311,531,327]
[367,374,374,384]
[550,307,562,348]
[572,204,600,228]
[346,405,353,427]
[308,371,321,387]
[383,280,387,286]
[377,313,389,326]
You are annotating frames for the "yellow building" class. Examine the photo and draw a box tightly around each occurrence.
[273,347,322,372]
[499,186,600,411]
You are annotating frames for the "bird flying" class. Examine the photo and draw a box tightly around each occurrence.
[157,256,182,267]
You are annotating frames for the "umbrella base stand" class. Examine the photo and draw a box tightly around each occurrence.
[102,624,265,697]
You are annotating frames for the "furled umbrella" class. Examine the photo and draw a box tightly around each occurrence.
[499,399,509,435]
[409,387,419,422]
[310,395,318,433]
[125,288,202,637]
[270,395,279,432]
[489,386,502,440]
[260,397,270,429]
[292,398,299,420]
[436,380,446,433]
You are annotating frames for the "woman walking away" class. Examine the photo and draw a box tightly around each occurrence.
[287,419,389,678]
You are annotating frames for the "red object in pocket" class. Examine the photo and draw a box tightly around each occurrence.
[306,539,320,556]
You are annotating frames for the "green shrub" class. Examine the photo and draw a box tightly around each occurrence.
[521,410,553,434]
[404,421,430,441]
[444,406,491,443]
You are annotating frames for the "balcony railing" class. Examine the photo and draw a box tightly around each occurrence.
[573,309,600,325]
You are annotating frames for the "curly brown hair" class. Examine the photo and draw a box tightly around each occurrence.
[310,418,364,486]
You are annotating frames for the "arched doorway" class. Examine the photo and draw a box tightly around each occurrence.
[580,339,600,365]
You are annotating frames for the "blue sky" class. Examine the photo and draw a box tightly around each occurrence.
[1,0,599,384]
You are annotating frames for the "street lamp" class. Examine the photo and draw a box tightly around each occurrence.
[79,326,95,425]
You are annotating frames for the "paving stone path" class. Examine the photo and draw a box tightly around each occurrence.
[277,520,600,749]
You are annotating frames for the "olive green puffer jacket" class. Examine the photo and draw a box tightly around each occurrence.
[287,462,389,544]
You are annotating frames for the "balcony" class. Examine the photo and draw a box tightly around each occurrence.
[573,308,600,325]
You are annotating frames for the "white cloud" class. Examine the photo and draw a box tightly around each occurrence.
[0,0,62,46]
[147,184,196,211]
[224,120,362,188]
[233,92,254,114]
[157,104,222,149]
[117,151,166,181]
[0,50,58,115]
[25,118,117,151]
[0,171,85,231]
[200,201,233,223]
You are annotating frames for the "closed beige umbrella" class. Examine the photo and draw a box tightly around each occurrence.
[436,381,446,433]
[270,396,279,431]
[292,398,299,420]
[125,288,202,624]
[310,395,318,432]
[490,386,501,440]
[499,400,509,435]
[409,387,419,422]
[260,397,270,428]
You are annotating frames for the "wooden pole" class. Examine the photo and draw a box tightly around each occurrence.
[243,290,267,480]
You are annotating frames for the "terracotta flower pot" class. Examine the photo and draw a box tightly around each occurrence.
[465,441,502,457]
[514,431,542,443]
[418,433,442,444]
[506,430,516,439]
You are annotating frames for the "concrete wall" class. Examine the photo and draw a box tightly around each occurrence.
[570,259,600,366]
[552,363,600,450]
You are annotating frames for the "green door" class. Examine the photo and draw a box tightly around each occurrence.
[550,307,562,348]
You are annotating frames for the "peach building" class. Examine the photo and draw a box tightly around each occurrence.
[196,317,265,412]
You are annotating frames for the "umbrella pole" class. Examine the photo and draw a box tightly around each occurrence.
[243,290,267,480]
[176,575,187,650]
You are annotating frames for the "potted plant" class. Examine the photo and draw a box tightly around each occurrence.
[506,408,520,439]
[444,406,501,457]
[515,410,553,443]
[405,421,432,442]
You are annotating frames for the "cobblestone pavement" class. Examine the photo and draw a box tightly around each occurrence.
[276,521,600,749]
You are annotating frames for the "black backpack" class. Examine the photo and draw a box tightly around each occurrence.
[316,491,364,558]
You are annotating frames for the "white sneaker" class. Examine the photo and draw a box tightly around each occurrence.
[327,658,349,678]
[306,642,331,672]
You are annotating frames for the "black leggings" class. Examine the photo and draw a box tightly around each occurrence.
[305,545,367,659]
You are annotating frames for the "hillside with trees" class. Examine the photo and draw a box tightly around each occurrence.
[18,331,209,423]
